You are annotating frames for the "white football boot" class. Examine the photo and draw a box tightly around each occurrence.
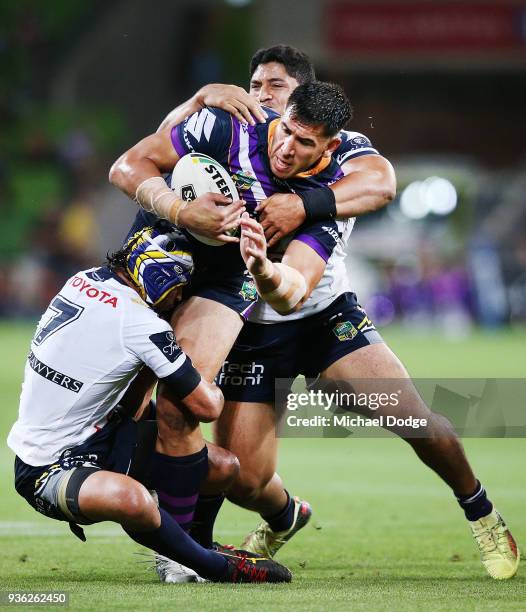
[155,554,207,584]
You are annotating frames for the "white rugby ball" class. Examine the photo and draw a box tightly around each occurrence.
[170,153,239,246]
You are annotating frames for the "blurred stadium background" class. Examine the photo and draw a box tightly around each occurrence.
[0,1,525,607]
[1,0,525,332]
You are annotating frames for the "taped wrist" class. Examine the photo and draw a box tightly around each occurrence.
[257,262,307,314]
[252,257,274,281]
[135,176,187,225]
[298,186,336,222]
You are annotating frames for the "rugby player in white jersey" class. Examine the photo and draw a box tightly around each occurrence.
[149,47,519,580]
[7,223,292,584]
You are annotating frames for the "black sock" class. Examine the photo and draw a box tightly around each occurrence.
[148,447,208,532]
[456,480,493,521]
[125,507,227,580]
[190,494,226,548]
[263,491,294,532]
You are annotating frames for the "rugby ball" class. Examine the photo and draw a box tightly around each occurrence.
[170,153,239,246]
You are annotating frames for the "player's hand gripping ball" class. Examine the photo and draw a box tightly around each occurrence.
[170,153,240,246]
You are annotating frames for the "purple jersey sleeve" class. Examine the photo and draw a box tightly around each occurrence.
[335,130,379,166]
[171,107,233,161]
[293,221,340,263]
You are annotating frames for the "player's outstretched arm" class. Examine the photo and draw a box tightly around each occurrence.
[240,214,324,315]
[258,154,396,247]
[110,129,180,199]
[157,84,267,132]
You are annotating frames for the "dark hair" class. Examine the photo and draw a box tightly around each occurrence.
[106,246,129,272]
[285,81,353,137]
[249,45,316,84]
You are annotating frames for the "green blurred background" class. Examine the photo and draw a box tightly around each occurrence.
[1,323,524,609]
[0,1,525,606]
[1,0,525,328]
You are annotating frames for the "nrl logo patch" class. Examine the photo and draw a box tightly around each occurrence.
[239,279,257,301]
[332,321,358,342]
[232,171,256,191]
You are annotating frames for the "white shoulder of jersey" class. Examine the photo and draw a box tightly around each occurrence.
[78,267,150,305]
[336,129,379,167]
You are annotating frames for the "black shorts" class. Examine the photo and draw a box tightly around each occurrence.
[217,292,383,403]
[125,211,257,317]
[14,414,157,526]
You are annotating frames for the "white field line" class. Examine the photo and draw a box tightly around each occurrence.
[0,521,268,538]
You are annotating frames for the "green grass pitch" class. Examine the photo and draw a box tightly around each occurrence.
[0,322,524,610]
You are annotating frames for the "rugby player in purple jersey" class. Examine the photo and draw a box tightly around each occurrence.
[109,76,386,571]
[138,46,519,581]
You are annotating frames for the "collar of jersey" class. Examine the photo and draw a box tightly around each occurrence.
[85,266,128,287]
[267,118,332,178]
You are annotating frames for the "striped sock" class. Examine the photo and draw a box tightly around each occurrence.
[148,447,208,532]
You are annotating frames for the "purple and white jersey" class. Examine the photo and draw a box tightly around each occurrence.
[171,106,378,214]
[171,106,343,268]
[171,107,351,213]
[170,107,377,322]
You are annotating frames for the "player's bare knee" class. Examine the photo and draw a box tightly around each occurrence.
[231,467,272,501]
[225,452,241,487]
[201,443,240,495]
[213,450,240,491]
[425,411,457,439]
[405,411,459,450]
[117,483,159,529]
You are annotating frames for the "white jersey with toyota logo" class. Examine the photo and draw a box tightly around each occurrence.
[8,267,189,466]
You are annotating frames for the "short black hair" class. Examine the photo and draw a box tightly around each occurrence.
[285,81,353,137]
[249,45,316,84]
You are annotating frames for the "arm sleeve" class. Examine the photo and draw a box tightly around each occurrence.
[170,107,233,160]
[335,130,379,166]
[292,220,341,263]
[159,358,201,400]
[124,307,201,398]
